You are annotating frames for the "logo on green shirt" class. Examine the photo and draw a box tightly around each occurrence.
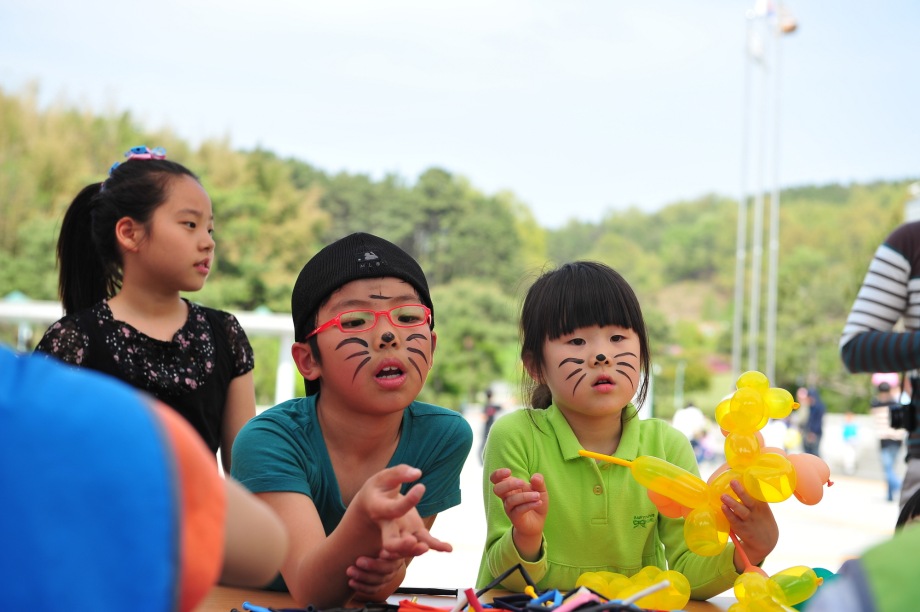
[633,513,657,528]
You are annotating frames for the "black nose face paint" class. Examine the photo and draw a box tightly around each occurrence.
[596,354,607,363]
[381,331,395,343]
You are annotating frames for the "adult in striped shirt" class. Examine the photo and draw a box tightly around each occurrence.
[840,220,920,511]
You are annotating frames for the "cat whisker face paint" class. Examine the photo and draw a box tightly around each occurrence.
[558,357,586,394]
[331,328,433,384]
[541,325,642,412]
[405,333,432,379]
[335,337,373,382]
[613,351,638,388]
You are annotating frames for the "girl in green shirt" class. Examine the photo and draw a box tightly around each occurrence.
[478,261,778,600]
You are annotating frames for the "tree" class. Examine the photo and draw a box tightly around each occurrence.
[421,280,519,409]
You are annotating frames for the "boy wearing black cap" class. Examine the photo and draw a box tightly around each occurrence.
[231,233,473,607]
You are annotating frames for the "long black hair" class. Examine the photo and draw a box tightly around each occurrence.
[56,158,198,314]
[897,487,920,530]
[519,261,651,410]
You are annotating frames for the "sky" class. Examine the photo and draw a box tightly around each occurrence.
[1,1,918,229]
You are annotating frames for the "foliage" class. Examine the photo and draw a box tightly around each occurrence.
[421,279,520,410]
[2,85,919,414]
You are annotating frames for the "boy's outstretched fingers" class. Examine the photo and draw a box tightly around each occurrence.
[378,464,423,490]
[362,464,455,559]
[365,464,425,521]
[408,529,452,554]
[380,510,452,558]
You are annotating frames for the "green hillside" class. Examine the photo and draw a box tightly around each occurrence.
[2,84,917,415]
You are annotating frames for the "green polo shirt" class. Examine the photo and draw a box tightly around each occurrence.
[477,404,739,600]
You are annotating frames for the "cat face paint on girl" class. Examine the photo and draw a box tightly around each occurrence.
[539,323,640,420]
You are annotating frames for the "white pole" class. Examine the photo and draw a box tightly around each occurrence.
[747,23,768,374]
[765,8,785,384]
[733,12,754,382]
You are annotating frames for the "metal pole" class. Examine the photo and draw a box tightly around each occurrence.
[765,9,784,384]
[732,12,754,382]
[747,22,768,374]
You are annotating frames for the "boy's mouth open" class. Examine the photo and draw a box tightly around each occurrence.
[376,365,404,379]
[374,361,408,389]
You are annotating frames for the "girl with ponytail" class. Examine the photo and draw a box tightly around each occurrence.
[36,146,255,471]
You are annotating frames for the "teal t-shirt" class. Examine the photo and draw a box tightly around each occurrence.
[477,404,739,600]
[231,394,472,589]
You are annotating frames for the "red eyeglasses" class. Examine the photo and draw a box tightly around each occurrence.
[307,304,431,339]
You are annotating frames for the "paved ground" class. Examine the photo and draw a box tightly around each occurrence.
[403,411,905,592]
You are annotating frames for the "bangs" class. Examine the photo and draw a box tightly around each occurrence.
[519,260,651,410]
[526,262,645,340]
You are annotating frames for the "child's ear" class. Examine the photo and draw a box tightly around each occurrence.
[114,216,144,252]
[522,352,542,382]
[430,330,437,357]
[291,342,321,383]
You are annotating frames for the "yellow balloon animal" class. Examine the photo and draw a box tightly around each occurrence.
[579,371,833,559]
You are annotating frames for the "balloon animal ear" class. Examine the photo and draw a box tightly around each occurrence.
[647,489,689,519]
[788,453,833,505]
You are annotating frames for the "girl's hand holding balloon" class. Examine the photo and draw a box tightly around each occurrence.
[721,479,779,571]
[489,468,549,561]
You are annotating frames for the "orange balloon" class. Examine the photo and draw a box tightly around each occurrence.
[788,453,833,505]
[706,461,731,482]
[647,489,689,519]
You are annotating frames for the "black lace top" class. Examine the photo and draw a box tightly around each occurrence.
[35,299,255,453]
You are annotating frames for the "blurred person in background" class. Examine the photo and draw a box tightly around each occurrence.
[872,381,905,502]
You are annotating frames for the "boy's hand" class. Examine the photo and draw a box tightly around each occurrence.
[490,468,548,561]
[360,464,453,558]
[346,551,404,598]
[380,508,452,557]
[721,479,779,570]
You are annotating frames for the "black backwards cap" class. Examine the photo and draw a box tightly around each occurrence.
[291,232,433,341]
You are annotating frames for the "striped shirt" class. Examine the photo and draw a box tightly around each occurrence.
[841,221,920,456]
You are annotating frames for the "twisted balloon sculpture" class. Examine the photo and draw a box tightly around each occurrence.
[580,371,833,559]
[578,371,835,609]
